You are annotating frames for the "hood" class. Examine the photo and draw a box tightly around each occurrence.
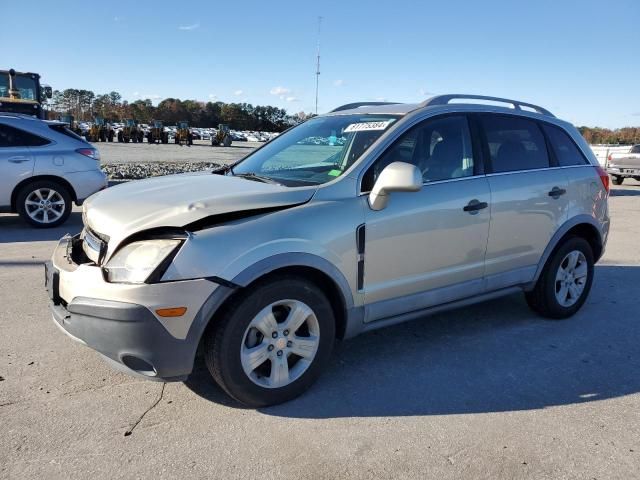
[84,172,316,252]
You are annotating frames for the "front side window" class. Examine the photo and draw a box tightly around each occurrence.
[232,114,400,186]
[362,115,474,191]
[480,115,549,173]
[0,123,49,147]
[541,124,588,166]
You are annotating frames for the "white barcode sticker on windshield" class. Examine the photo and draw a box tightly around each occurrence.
[344,120,393,133]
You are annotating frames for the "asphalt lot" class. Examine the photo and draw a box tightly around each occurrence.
[97,140,262,165]
[1,180,640,479]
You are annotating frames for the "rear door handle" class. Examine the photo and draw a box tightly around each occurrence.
[548,187,566,198]
[463,199,488,214]
[8,156,31,163]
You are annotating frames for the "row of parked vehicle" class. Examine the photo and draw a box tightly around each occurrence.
[71,118,278,145]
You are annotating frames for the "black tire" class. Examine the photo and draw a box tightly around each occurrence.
[612,175,624,185]
[16,180,72,228]
[525,236,594,319]
[117,132,123,142]
[204,275,335,407]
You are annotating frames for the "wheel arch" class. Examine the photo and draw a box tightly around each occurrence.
[11,175,78,212]
[532,215,604,284]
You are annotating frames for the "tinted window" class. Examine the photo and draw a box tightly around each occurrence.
[541,124,588,166]
[362,115,474,191]
[480,115,549,173]
[631,145,640,154]
[0,123,50,147]
[49,124,86,142]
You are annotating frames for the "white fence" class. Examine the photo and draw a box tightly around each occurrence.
[589,145,631,166]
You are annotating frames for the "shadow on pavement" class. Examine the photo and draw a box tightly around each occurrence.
[185,265,640,417]
[0,212,83,243]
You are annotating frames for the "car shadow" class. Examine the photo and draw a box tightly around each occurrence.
[0,211,83,243]
[185,265,640,417]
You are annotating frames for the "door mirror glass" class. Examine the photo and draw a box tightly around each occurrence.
[368,161,422,210]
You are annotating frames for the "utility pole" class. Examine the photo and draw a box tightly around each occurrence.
[315,16,322,115]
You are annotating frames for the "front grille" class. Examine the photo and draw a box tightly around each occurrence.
[82,227,108,265]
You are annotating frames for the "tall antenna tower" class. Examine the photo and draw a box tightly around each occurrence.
[315,16,322,115]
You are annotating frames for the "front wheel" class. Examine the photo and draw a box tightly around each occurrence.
[612,175,624,185]
[525,236,594,319]
[204,276,335,407]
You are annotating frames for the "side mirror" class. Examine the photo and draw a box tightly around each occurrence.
[44,86,53,99]
[368,161,422,211]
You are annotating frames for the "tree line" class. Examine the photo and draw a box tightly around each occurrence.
[578,126,640,145]
[46,89,314,132]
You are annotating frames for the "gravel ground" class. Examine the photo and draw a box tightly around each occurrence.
[1,182,640,479]
[96,140,261,165]
[96,140,261,179]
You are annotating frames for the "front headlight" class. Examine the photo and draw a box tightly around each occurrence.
[104,239,182,284]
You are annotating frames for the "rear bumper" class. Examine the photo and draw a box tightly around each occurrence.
[607,166,640,177]
[66,169,108,204]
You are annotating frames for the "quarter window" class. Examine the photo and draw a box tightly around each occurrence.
[541,124,588,166]
[0,123,50,147]
[362,115,474,191]
[479,115,549,173]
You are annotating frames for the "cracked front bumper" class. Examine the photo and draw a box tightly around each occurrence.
[45,235,226,381]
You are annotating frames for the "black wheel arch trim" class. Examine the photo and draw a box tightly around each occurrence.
[531,215,606,286]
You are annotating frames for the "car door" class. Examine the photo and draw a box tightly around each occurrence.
[361,114,491,323]
[0,122,36,207]
[479,114,569,290]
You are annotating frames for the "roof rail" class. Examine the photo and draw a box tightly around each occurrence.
[421,94,554,117]
[330,101,401,113]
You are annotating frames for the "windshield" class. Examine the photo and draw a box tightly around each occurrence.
[233,114,400,186]
[0,73,38,100]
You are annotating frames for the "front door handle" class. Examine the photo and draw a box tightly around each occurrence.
[8,156,31,163]
[548,186,567,199]
[463,199,488,214]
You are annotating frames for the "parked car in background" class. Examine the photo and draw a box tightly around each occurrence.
[46,95,609,407]
[607,144,640,185]
[0,113,107,227]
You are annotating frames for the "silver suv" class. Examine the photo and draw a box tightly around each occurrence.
[0,113,107,227]
[46,95,610,407]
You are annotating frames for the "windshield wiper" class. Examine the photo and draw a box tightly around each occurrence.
[233,172,282,185]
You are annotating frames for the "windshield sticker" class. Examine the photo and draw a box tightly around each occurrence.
[328,169,342,177]
[344,120,393,133]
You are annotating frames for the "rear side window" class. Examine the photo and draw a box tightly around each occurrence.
[48,123,86,142]
[479,115,549,173]
[631,145,640,154]
[0,123,50,147]
[541,124,588,166]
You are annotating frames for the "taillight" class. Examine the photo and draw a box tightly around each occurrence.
[76,148,100,161]
[595,165,610,194]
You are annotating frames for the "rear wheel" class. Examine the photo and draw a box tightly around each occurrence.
[525,236,594,319]
[612,175,624,185]
[16,180,72,228]
[204,276,335,407]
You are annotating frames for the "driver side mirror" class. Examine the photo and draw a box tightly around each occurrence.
[368,161,422,211]
[44,86,53,99]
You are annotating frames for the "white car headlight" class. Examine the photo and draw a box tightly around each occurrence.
[104,239,182,284]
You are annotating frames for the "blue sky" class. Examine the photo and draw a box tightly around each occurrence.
[3,0,639,127]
